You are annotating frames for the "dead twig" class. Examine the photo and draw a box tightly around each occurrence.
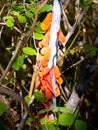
[63,57,85,72]
[0,4,6,16]
[29,65,37,98]
[63,9,86,46]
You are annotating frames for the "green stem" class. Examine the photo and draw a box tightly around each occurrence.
[65,27,81,57]
[57,27,81,64]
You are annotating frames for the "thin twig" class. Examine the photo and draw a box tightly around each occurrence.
[17,93,36,130]
[33,32,38,51]
[63,57,85,72]
[60,2,72,31]
[0,22,22,34]
[63,0,70,9]
[0,34,25,83]
[75,0,82,18]
[57,26,81,64]
[0,4,6,16]
[63,10,86,46]
[29,65,37,98]
[17,95,35,130]
[73,10,86,31]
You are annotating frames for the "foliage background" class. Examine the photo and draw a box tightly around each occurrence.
[0,0,98,130]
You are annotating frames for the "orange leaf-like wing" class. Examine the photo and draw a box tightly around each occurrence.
[40,13,52,31]
[56,77,63,85]
[54,66,61,79]
[55,84,60,97]
[58,31,66,43]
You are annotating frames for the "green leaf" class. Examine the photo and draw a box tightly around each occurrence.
[34,26,44,33]
[6,46,15,52]
[52,106,72,113]
[41,123,56,130]
[18,15,27,23]
[90,49,96,56]
[26,117,33,123]
[12,5,25,13]
[40,117,49,124]
[22,64,27,70]
[38,109,48,114]
[25,95,30,104]
[6,19,14,27]
[0,102,7,116]
[83,43,90,53]
[34,91,47,102]
[80,0,93,10]
[40,118,56,130]
[69,48,76,55]
[90,47,98,56]
[40,4,52,13]
[3,16,14,21]
[83,43,89,49]
[74,109,79,118]
[12,55,24,70]
[74,120,87,130]
[3,16,15,27]
[30,8,37,14]
[22,47,36,56]
[33,32,44,40]
[12,11,20,16]
[26,11,34,18]
[80,0,86,8]
[58,113,75,126]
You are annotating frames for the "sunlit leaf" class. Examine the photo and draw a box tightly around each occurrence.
[6,19,14,27]
[40,118,56,130]
[12,11,20,16]
[40,4,52,13]
[22,47,36,56]
[52,106,72,113]
[6,46,15,52]
[25,95,30,104]
[69,48,76,55]
[22,64,27,69]
[3,15,15,27]
[33,32,44,40]
[3,16,14,21]
[58,113,75,126]
[30,8,37,14]
[40,118,49,124]
[26,11,34,18]
[41,123,56,130]
[18,15,27,23]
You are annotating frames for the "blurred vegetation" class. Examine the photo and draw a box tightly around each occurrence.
[0,0,98,130]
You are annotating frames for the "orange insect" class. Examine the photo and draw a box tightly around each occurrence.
[36,12,64,104]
